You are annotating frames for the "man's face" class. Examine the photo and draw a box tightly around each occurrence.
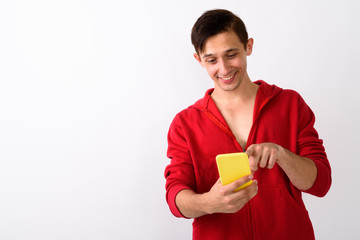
[195,31,253,92]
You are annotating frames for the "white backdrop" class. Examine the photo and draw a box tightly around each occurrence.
[0,0,359,239]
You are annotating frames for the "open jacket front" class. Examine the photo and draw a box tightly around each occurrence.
[165,80,332,240]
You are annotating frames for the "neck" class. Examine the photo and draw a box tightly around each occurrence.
[211,77,258,107]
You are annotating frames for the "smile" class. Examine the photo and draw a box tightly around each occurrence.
[222,75,234,80]
[218,72,237,83]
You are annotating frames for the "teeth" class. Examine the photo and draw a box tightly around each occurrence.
[222,75,234,80]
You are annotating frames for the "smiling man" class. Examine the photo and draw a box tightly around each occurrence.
[164,9,331,240]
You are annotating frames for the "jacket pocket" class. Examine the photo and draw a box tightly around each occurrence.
[252,185,314,240]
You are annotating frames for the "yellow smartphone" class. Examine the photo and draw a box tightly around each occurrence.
[216,152,252,191]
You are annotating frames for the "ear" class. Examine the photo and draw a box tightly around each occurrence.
[246,38,254,56]
[193,53,204,67]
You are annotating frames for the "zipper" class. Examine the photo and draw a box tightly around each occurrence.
[202,109,234,138]
[244,98,270,240]
[243,107,266,240]
[244,94,271,151]
[245,201,251,240]
[203,108,259,239]
[201,86,273,240]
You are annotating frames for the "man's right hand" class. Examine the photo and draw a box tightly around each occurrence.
[175,175,258,218]
[203,175,258,214]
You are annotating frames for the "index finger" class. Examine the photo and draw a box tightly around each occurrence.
[245,145,254,157]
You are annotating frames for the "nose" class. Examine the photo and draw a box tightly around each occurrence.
[218,59,230,75]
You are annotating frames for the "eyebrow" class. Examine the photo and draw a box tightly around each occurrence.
[202,48,240,58]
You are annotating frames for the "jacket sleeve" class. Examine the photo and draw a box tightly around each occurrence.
[296,95,332,197]
[164,115,195,218]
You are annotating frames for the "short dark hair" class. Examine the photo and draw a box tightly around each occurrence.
[191,9,249,54]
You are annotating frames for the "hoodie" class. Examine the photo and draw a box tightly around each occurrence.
[165,80,331,240]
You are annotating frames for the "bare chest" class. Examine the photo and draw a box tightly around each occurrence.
[220,106,254,149]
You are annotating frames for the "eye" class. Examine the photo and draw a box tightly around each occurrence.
[228,53,238,58]
[206,58,217,64]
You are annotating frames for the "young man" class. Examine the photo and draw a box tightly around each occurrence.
[165,9,331,240]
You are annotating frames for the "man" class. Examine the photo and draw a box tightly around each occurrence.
[165,9,331,240]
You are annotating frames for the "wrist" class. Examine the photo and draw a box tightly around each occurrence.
[276,145,288,167]
[176,190,211,218]
[197,192,213,215]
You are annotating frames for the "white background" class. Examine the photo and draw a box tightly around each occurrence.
[0,0,359,239]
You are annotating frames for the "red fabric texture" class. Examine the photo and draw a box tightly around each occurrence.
[165,80,332,240]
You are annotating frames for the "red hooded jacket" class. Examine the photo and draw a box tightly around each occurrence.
[165,80,331,240]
